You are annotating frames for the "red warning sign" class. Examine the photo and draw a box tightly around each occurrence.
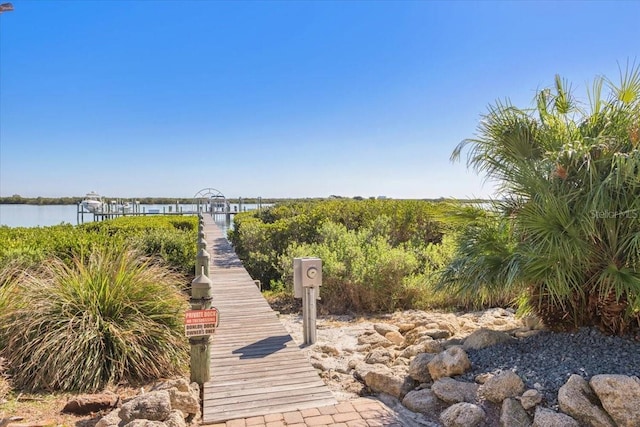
[185,308,219,337]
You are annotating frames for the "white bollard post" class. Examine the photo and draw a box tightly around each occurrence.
[293,257,322,346]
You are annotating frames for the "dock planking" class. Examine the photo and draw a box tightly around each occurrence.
[201,216,336,424]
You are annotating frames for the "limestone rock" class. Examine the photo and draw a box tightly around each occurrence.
[431,377,478,404]
[440,402,485,427]
[120,390,172,423]
[520,389,542,410]
[365,348,395,365]
[95,408,122,427]
[357,332,393,348]
[168,388,199,416]
[385,331,405,346]
[63,392,119,415]
[422,340,445,354]
[462,328,513,351]
[374,323,399,336]
[501,398,531,427]
[398,323,416,334]
[558,374,615,427]
[475,373,494,384]
[364,369,414,399]
[393,357,410,366]
[532,407,580,427]
[401,389,443,415]
[152,378,190,393]
[399,344,425,359]
[404,327,430,346]
[353,361,380,381]
[408,353,434,383]
[164,411,186,427]
[590,374,640,427]
[316,344,340,356]
[123,421,166,427]
[423,329,452,339]
[427,346,471,381]
[479,371,525,403]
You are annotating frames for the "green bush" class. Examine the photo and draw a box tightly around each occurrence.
[0,216,197,276]
[278,220,458,313]
[0,244,189,392]
[229,199,480,290]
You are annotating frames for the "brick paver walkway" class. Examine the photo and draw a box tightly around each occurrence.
[208,397,404,427]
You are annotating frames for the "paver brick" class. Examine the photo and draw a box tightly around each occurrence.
[245,415,266,426]
[283,411,304,424]
[305,414,335,426]
[332,412,362,423]
[226,419,247,427]
[335,402,356,413]
[319,405,339,415]
[300,408,322,417]
[263,413,284,422]
[265,421,285,427]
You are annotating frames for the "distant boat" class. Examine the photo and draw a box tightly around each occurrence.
[80,191,104,213]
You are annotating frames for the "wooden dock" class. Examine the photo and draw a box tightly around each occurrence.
[201,215,337,424]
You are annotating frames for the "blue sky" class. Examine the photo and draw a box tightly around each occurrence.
[0,1,638,199]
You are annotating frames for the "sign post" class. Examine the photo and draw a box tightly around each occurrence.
[189,264,214,386]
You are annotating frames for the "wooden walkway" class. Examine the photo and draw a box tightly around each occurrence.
[201,216,337,424]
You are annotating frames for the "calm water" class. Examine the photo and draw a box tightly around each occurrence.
[0,204,262,229]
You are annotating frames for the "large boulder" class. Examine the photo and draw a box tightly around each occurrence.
[95,408,122,427]
[120,390,172,423]
[404,327,432,346]
[500,398,531,427]
[558,374,615,427]
[431,378,478,404]
[532,407,580,427]
[385,331,405,346]
[358,332,394,348]
[401,389,443,415]
[374,323,399,336]
[365,348,395,365]
[364,369,414,400]
[427,347,471,381]
[590,374,640,427]
[62,392,119,415]
[168,388,199,417]
[164,410,187,427]
[408,353,435,383]
[462,328,513,351]
[519,389,542,410]
[122,421,166,427]
[478,371,525,403]
[440,402,485,427]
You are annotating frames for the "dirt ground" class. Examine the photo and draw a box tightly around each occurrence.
[0,385,150,427]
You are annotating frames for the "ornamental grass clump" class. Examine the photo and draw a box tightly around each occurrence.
[0,357,10,400]
[0,244,189,392]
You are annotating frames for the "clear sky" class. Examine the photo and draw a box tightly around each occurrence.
[0,1,638,199]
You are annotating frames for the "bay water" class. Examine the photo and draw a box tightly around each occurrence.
[0,204,260,231]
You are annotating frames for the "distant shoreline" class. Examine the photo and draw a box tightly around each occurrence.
[0,196,492,205]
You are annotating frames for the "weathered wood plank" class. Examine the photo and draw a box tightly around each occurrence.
[201,216,336,424]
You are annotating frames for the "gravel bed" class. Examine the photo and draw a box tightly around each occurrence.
[459,327,640,407]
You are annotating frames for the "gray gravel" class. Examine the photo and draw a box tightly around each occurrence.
[459,327,640,407]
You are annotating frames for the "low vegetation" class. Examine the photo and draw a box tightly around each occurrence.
[0,216,196,392]
[230,199,496,313]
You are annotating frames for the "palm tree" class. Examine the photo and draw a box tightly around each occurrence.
[441,64,640,334]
